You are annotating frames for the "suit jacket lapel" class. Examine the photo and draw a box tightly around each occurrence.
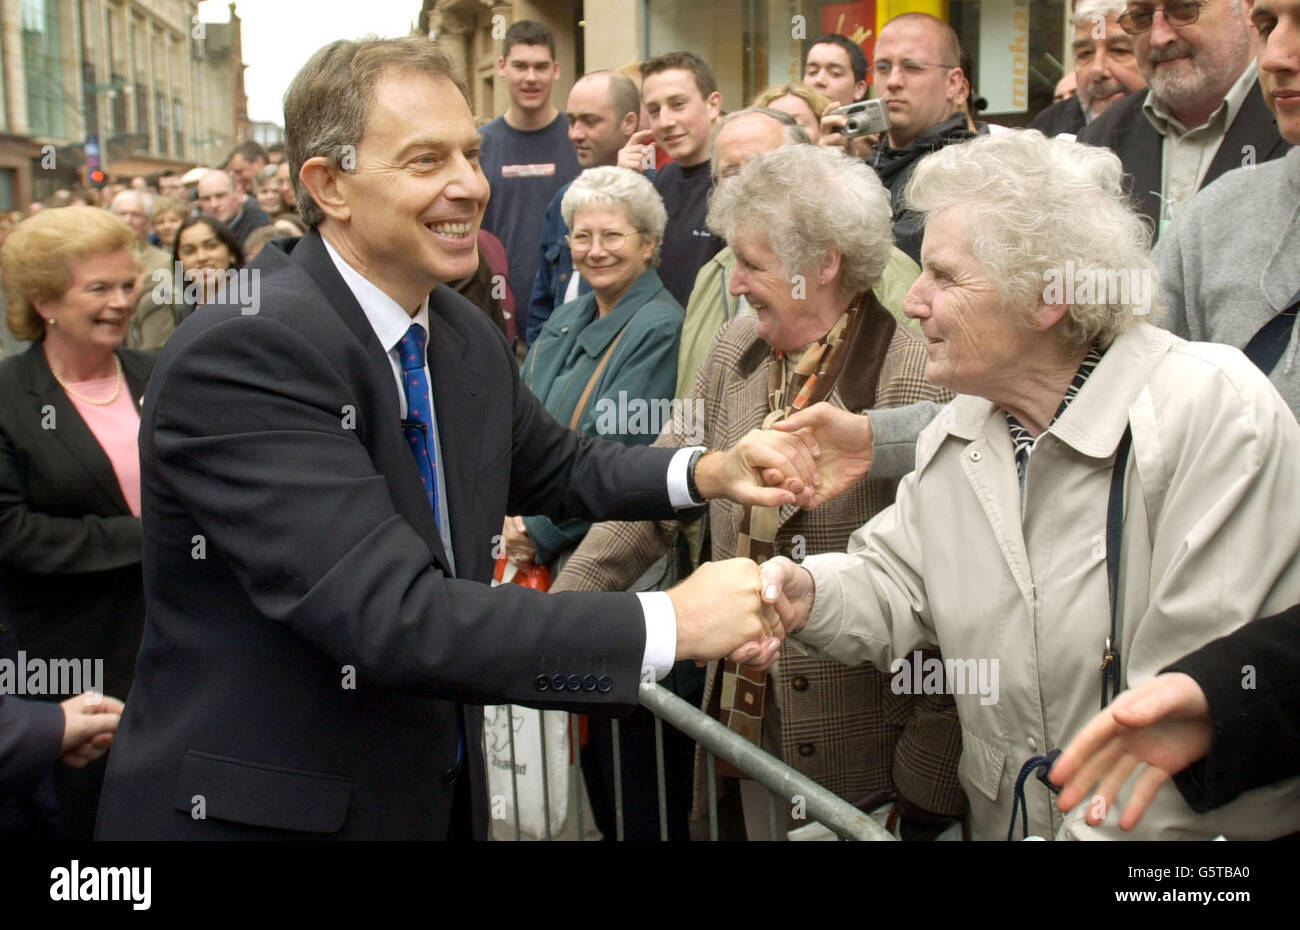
[288,230,452,574]
[1209,78,1290,182]
[1117,91,1163,232]
[21,344,129,514]
[426,287,487,581]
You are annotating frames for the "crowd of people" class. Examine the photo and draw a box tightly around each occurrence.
[0,0,1298,843]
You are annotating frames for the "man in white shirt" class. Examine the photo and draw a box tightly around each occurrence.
[96,36,812,841]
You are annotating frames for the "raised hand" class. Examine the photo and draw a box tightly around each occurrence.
[669,559,781,663]
[770,402,874,508]
[1049,672,1212,831]
[692,429,822,509]
[501,515,536,567]
[617,129,658,174]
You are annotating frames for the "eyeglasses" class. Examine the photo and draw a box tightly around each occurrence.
[566,229,639,252]
[1118,1,1207,35]
[873,58,957,79]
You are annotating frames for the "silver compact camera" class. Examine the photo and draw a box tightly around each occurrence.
[833,99,890,139]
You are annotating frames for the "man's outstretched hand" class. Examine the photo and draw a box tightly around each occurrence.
[770,402,874,509]
[1049,672,1212,832]
[693,428,823,509]
[670,559,782,663]
[721,556,816,670]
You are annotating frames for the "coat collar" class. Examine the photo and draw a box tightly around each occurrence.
[940,324,1175,458]
[18,340,141,514]
[575,269,673,357]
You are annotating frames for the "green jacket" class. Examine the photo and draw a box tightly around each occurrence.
[674,245,922,398]
[521,268,683,566]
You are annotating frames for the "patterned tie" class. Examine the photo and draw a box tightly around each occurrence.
[398,323,440,529]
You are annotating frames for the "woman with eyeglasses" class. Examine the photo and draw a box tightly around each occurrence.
[503,167,682,576]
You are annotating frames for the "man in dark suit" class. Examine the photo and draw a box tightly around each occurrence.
[1078,0,1291,237]
[95,37,807,840]
[1028,0,1145,139]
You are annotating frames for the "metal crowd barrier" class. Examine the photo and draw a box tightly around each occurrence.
[484,682,896,842]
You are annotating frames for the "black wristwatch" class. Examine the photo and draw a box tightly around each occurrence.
[686,449,706,504]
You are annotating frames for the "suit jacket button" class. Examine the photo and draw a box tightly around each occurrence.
[797,743,815,757]
[791,675,809,692]
[534,675,550,691]
[551,673,567,691]
[582,674,597,692]
[566,674,582,692]
[596,675,613,693]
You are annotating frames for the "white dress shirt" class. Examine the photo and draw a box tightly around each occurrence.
[321,236,702,681]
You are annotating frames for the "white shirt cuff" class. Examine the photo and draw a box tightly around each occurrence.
[667,446,707,508]
[637,591,677,682]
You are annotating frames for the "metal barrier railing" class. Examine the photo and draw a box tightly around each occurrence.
[484,683,897,842]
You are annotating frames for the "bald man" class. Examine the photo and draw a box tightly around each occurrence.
[525,70,642,343]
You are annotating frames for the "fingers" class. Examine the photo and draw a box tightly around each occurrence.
[1050,705,1125,789]
[743,430,821,491]
[1120,765,1171,832]
[1111,672,1208,730]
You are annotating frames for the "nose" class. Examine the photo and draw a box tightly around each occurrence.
[902,277,931,320]
[448,151,490,208]
[1259,17,1297,75]
[107,285,133,311]
[728,265,748,298]
[1148,9,1180,46]
[885,67,905,91]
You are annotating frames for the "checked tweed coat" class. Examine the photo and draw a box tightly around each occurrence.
[553,294,967,827]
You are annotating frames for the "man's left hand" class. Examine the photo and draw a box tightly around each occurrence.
[501,516,536,566]
[692,429,822,508]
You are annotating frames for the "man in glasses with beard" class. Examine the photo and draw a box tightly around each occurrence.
[1079,0,1291,239]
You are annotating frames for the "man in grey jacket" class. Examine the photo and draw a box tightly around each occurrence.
[1153,0,1300,415]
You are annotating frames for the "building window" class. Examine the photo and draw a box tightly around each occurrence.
[156,90,169,154]
[135,83,149,149]
[19,0,64,137]
[173,98,184,157]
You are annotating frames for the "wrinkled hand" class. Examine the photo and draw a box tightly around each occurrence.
[617,129,657,174]
[501,515,536,567]
[693,429,823,509]
[669,559,781,663]
[1050,672,1212,831]
[60,693,124,768]
[726,557,815,670]
[770,402,874,508]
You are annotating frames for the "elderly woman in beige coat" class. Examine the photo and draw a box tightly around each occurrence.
[753,131,1300,840]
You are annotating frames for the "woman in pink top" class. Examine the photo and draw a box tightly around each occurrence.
[0,206,154,839]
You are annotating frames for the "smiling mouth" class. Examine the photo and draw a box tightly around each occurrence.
[425,221,475,239]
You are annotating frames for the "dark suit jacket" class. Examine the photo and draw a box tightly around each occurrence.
[0,341,152,839]
[0,342,151,700]
[1077,81,1291,237]
[0,619,63,838]
[1027,96,1086,138]
[228,196,271,246]
[95,229,681,840]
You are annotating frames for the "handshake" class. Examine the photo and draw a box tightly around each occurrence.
[661,402,875,667]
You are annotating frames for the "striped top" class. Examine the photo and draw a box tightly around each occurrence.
[1005,344,1104,492]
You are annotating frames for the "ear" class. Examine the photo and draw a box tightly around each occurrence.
[854,80,869,102]
[497,57,507,77]
[1030,295,1071,332]
[550,61,560,80]
[818,247,842,286]
[620,110,639,138]
[299,156,351,223]
[706,91,724,122]
[948,67,967,105]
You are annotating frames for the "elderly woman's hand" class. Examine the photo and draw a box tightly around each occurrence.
[771,402,874,508]
[1050,673,1212,831]
[725,557,815,670]
[501,516,536,567]
[692,429,825,509]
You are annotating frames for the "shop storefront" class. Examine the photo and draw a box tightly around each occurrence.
[643,0,1070,124]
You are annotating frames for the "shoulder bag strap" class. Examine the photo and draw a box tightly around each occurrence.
[567,325,630,431]
[1241,286,1300,376]
[1101,425,1133,709]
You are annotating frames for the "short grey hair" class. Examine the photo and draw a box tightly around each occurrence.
[1071,0,1127,28]
[561,166,668,265]
[707,144,892,301]
[709,107,810,180]
[284,37,461,227]
[904,130,1161,348]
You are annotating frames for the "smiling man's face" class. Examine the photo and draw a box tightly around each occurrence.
[1132,0,1253,119]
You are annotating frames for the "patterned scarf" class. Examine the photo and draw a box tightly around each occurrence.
[1005,345,1104,492]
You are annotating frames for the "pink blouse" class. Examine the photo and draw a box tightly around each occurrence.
[65,377,142,517]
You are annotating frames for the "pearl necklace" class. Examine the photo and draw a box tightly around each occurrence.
[53,354,123,406]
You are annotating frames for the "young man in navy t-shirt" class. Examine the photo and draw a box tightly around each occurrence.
[479,21,580,341]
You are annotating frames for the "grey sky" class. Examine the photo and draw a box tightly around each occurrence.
[200,0,422,126]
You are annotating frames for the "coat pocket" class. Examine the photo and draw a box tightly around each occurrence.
[171,749,352,834]
[957,725,1006,802]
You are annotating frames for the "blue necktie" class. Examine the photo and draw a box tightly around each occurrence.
[398,322,464,780]
[398,323,440,529]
